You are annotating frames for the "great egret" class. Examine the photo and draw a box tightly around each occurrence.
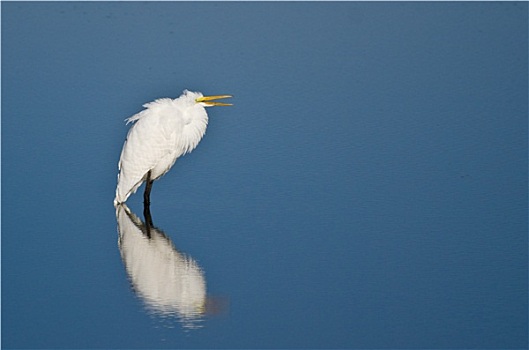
[114,90,232,206]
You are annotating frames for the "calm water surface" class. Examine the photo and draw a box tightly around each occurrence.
[2,2,527,348]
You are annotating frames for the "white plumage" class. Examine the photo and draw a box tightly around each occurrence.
[114,90,232,205]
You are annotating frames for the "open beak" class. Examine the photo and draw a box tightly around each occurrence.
[196,94,233,107]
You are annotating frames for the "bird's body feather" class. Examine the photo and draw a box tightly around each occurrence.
[114,91,212,205]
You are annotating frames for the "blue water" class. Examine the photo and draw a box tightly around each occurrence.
[2,2,527,348]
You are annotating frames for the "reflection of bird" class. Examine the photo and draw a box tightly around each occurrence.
[116,203,207,328]
[114,90,232,206]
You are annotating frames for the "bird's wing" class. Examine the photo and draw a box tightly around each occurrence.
[115,110,179,203]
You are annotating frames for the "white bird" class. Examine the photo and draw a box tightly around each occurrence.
[114,90,232,206]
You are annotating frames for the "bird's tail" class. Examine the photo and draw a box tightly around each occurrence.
[114,186,124,207]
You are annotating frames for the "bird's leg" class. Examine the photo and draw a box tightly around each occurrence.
[143,200,153,239]
[144,170,154,206]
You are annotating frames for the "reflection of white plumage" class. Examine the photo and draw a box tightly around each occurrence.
[114,90,232,205]
[116,204,207,328]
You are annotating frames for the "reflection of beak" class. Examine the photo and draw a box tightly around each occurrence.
[196,95,233,107]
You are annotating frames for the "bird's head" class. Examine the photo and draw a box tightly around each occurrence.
[179,90,232,107]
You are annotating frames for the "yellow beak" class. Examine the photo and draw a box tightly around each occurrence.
[196,94,233,106]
